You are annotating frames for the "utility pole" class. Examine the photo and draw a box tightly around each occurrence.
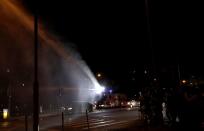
[6,68,11,118]
[145,0,157,81]
[6,68,12,117]
[33,0,39,130]
[178,63,181,85]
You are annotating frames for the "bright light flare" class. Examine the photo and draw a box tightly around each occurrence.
[88,83,105,95]
[95,85,105,94]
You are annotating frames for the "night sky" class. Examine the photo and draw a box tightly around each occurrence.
[22,0,204,93]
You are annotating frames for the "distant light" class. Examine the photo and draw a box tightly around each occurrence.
[99,104,104,107]
[3,109,8,119]
[22,83,25,87]
[131,100,136,106]
[144,70,147,74]
[109,89,112,93]
[68,107,72,111]
[182,80,187,84]
[154,78,157,81]
[97,73,101,77]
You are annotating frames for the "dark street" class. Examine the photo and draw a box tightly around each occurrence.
[0,108,140,131]
[0,0,204,130]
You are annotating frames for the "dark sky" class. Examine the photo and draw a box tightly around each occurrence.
[23,1,144,76]
[22,0,204,91]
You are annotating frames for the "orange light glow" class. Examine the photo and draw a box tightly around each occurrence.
[182,80,187,84]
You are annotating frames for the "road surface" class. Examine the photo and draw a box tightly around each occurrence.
[0,107,141,131]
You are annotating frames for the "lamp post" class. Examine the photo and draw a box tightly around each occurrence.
[6,68,11,118]
[33,1,39,130]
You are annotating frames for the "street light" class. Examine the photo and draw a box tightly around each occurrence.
[3,109,8,119]
[97,73,101,78]
[181,80,187,84]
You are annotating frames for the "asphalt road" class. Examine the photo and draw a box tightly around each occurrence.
[61,107,141,131]
[0,107,141,131]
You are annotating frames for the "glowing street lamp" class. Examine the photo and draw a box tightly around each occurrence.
[3,109,8,119]
[181,80,187,84]
[97,73,101,78]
